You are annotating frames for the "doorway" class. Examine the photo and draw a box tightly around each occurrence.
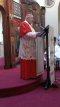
[0,8,5,68]
[0,11,4,58]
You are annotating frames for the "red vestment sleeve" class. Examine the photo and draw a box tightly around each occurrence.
[20,22,32,37]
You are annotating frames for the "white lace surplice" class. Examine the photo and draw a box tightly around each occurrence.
[19,21,37,60]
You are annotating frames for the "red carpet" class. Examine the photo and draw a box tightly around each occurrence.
[0,58,60,107]
[0,87,60,107]
[0,58,60,98]
[0,58,41,97]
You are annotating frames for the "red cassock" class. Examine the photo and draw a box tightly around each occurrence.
[19,21,36,79]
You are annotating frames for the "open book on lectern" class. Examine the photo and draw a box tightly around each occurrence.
[38,25,49,38]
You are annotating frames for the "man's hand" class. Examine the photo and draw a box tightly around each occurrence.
[36,32,41,37]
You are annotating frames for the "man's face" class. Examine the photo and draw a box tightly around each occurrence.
[28,16,34,24]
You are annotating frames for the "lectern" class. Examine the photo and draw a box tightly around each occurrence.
[39,25,51,89]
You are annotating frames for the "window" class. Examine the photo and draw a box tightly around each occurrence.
[13,1,21,19]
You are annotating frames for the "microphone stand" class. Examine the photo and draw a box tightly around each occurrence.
[44,26,51,89]
[39,25,51,89]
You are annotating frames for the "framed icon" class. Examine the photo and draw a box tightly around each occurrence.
[44,0,55,8]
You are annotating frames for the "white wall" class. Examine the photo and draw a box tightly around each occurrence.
[35,0,60,37]
[45,0,60,37]
[13,0,20,3]
[35,0,44,6]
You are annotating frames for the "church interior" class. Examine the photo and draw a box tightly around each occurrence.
[0,0,60,107]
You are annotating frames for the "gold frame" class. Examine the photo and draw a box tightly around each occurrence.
[44,0,55,8]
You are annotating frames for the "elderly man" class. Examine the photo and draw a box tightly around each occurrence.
[55,36,60,59]
[55,36,60,69]
[19,13,40,79]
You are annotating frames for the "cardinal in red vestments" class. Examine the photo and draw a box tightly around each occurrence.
[19,13,40,79]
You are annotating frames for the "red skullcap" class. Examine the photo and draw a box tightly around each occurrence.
[25,13,33,19]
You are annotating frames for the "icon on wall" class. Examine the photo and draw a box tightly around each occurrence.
[44,0,55,8]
